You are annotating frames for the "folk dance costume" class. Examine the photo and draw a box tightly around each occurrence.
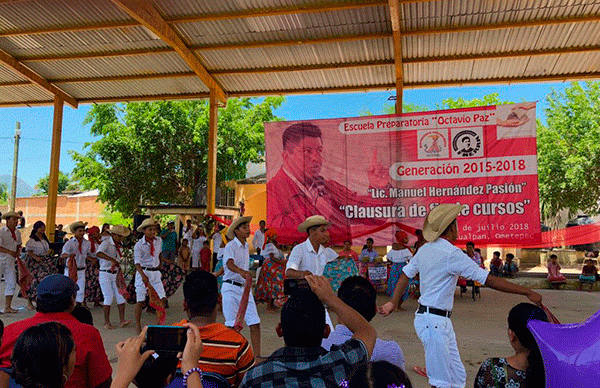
[85,229,104,306]
[97,236,126,306]
[0,224,21,300]
[133,235,166,302]
[255,239,286,306]
[62,236,92,304]
[24,236,57,301]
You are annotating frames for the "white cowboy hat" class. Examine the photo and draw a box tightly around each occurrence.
[226,216,253,240]
[1,211,20,220]
[422,204,464,242]
[69,221,88,233]
[136,218,157,233]
[298,215,331,233]
[109,225,131,237]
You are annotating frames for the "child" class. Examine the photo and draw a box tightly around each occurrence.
[490,251,503,277]
[547,254,566,288]
[346,360,413,388]
[200,240,212,272]
[178,238,191,272]
[578,258,598,291]
[502,253,519,278]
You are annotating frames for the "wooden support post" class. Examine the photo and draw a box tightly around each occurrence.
[389,0,404,114]
[206,90,219,216]
[46,96,64,242]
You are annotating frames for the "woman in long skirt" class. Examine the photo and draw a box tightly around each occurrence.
[387,231,413,303]
[323,254,359,293]
[85,226,104,307]
[159,253,185,299]
[255,230,286,311]
[23,221,58,309]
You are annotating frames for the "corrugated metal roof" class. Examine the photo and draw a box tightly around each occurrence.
[0,0,598,106]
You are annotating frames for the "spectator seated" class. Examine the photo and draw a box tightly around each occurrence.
[547,254,567,289]
[578,258,599,291]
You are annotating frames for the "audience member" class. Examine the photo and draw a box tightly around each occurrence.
[547,254,566,288]
[199,241,211,272]
[160,221,178,264]
[110,325,204,388]
[503,253,519,278]
[345,361,413,388]
[0,274,112,388]
[12,322,76,388]
[211,225,224,269]
[489,251,503,277]
[55,224,67,243]
[322,276,405,370]
[579,258,598,290]
[178,238,191,272]
[359,237,378,263]
[413,229,426,253]
[252,220,267,255]
[174,270,254,387]
[0,211,22,313]
[190,228,207,270]
[466,242,484,268]
[475,303,548,388]
[182,219,195,244]
[71,306,94,326]
[240,275,376,388]
[17,211,25,229]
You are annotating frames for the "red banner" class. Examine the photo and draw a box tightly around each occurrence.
[265,103,541,246]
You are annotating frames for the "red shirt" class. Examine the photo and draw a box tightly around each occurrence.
[0,312,112,388]
[200,247,212,271]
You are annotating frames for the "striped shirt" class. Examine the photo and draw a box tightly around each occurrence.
[174,320,255,388]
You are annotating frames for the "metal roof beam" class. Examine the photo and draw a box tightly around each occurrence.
[110,0,226,103]
[0,49,77,107]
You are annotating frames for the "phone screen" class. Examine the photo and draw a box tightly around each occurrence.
[146,326,187,352]
[283,278,310,295]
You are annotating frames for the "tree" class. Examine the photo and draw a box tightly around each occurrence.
[0,182,8,204]
[537,81,600,219]
[437,93,513,110]
[71,98,284,216]
[36,171,79,195]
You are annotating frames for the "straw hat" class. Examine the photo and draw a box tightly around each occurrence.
[69,221,88,233]
[226,216,253,240]
[422,204,464,242]
[110,225,131,237]
[298,215,331,233]
[136,218,157,233]
[1,211,20,220]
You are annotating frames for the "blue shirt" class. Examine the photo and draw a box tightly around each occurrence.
[321,324,405,370]
[359,249,378,262]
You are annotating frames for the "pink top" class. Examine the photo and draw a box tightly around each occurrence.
[547,261,563,278]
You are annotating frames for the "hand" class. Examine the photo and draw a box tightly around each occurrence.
[367,148,390,189]
[527,290,542,306]
[241,270,253,280]
[114,327,154,387]
[378,302,396,316]
[180,323,204,373]
[305,275,336,303]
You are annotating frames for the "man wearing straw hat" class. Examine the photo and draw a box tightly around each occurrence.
[0,211,22,313]
[222,215,262,359]
[97,225,132,330]
[60,221,92,306]
[379,204,543,388]
[133,218,166,333]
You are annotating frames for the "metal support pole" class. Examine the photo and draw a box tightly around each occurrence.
[9,122,21,211]
[46,97,64,243]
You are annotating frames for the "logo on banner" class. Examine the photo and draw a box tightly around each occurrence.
[418,130,448,159]
[452,129,483,158]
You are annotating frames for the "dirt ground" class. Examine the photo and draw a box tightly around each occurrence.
[0,284,598,388]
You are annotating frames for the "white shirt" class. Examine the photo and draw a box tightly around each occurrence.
[286,238,330,276]
[212,232,222,251]
[182,225,195,243]
[133,236,163,268]
[387,248,412,264]
[61,237,91,268]
[97,237,122,270]
[324,247,339,263]
[222,238,250,283]
[403,238,489,311]
[261,242,283,260]
[217,247,225,262]
[0,226,21,260]
[252,229,266,251]
[26,238,49,257]
[192,236,207,253]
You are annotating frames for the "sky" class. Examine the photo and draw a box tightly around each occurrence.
[0,81,570,190]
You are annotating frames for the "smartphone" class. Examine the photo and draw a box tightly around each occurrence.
[283,278,310,295]
[146,325,187,353]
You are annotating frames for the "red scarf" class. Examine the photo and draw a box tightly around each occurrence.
[115,240,122,258]
[145,237,155,256]
[90,239,96,253]
[8,227,16,242]
[76,237,83,254]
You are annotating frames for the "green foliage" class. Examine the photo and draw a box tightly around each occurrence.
[71,97,284,216]
[35,171,79,195]
[99,208,132,228]
[382,102,428,114]
[538,82,600,218]
[0,182,8,204]
[438,93,513,109]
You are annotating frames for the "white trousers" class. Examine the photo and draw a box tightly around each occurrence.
[64,268,86,303]
[191,250,200,268]
[99,271,126,306]
[0,256,16,296]
[221,281,260,327]
[414,311,466,388]
[135,270,166,302]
